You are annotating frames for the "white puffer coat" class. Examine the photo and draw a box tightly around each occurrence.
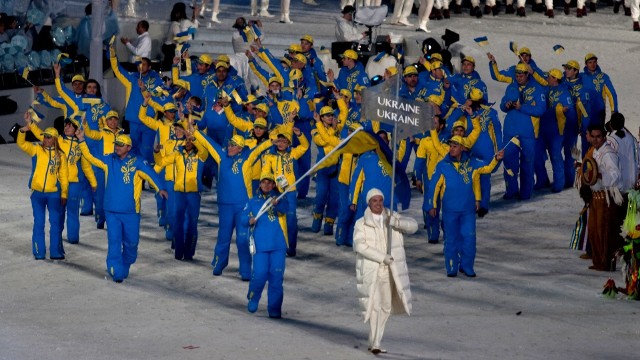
[353,207,418,323]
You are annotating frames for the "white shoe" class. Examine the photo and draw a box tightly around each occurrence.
[303,0,319,5]
[280,14,293,23]
[199,6,206,18]
[251,9,258,16]
[398,18,413,26]
[417,25,431,33]
[210,12,221,23]
[259,10,275,17]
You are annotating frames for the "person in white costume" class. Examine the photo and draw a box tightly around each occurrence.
[353,188,417,355]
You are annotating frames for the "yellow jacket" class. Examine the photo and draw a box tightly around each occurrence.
[261,132,310,192]
[29,124,96,186]
[84,126,124,156]
[155,140,209,192]
[17,131,69,198]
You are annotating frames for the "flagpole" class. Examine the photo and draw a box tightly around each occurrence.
[254,126,364,220]
[387,66,401,256]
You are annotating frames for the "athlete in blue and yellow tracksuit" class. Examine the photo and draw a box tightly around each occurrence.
[500,65,546,200]
[29,120,97,244]
[193,130,273,279]
[311,102,347,235]
[580,54,617,126]
[531,70,576,193]
[18,125,69,260]
[83,111,124,228]
[77,132,166,282]
[243,172,289,318]
[563,60,592,172]
[428,139,500,277]
[109,45,163,163]
[155,136,209,260]
[261,127,310,257]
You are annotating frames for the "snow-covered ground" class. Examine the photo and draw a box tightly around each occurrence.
[1,2,640,359]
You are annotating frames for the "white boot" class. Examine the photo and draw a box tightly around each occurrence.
[199,4,206,18]
[398,17,413,26]
[280,13,293,23]
[251,0,258,16]
[303,0,319,5]
[210,12,220,23]
[259,10,275,17]
[417,21,431,32]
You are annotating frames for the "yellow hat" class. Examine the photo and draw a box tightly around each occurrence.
[431,61,443,70]
[64,117,80,128]
[215,61,229,69]
[462,56,475,65]
[584,53,597,62]
[114,134,132,146]
[548,68,563,80]
[43,127,59,138]
[244,94,258,104]
[354,84,366,93]
[430,53,443,62]
[198,54,213,65]
[255,103,270,114]
[289,69,303,83]
[469,88,484,102]
[563,60,580,71]
[280,57,291,67]
[229,135,245,148]
[253,117,268,128]
[300,35,314,44]
[452,119,467,130]
[216,54,230,64]
[427,94,443,106]
[403,66,418,76]
[515,63,529,73]
[277,130,293,143]
[386,66,398,76]
[260,168,275,182]
[518,47,531,55]
[448,135,465,145]
[105,110,119,120]
[339,89,352,99]
[292,54,307,65]
[288,44,303,53]
[268,76,283,85]
[340,49,358,60]
[319,106,334,116]
[72,74,86,83]
[174,79,190,91]
[163,103,178,112]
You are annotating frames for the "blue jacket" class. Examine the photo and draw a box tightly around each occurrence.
[427,152,497,213]
[242,189,289,251]
[172,62,216,100]
[500,78,546,139]
[564,77,592,133]
[580,65,618,114]
[79,142,165,214]
[467,105,503,161]
[336,62,369,93]
[448,71,488,105]
[541,84,576,137]
[489,58,545,84]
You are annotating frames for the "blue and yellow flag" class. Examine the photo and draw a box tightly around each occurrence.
[18,67,30,80]
[315,129,411,210]
[553,44,565,54]
[509,41,518,55]
[174,28,197,43]
[57,53,72,66]
[474,36,489,47]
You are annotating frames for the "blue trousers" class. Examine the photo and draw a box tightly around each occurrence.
[202,130,226,186]
[421,178,440,241]
[442,211,476,276]
[284,191,299,256]
[105,211,140,282]
[173,192,201,260]
[534,131,565,192]
[248,249,286,317]
[294,127,312,199]
[156,179,175,239]
[61,182,81,243]
[503,136,536,200]
[212,202,251,279]
[79,170,93,214]
[336,183,355,246]
[313,171,339,223]
[30,191,64,259]
[129,122,155,164]
[562,131,579,188]
[94,167,106,225]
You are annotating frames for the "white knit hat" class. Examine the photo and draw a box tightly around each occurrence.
[366,188,385,203]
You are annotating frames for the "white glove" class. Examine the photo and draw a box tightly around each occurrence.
[383,255,394,265]
[609,187,624,206]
